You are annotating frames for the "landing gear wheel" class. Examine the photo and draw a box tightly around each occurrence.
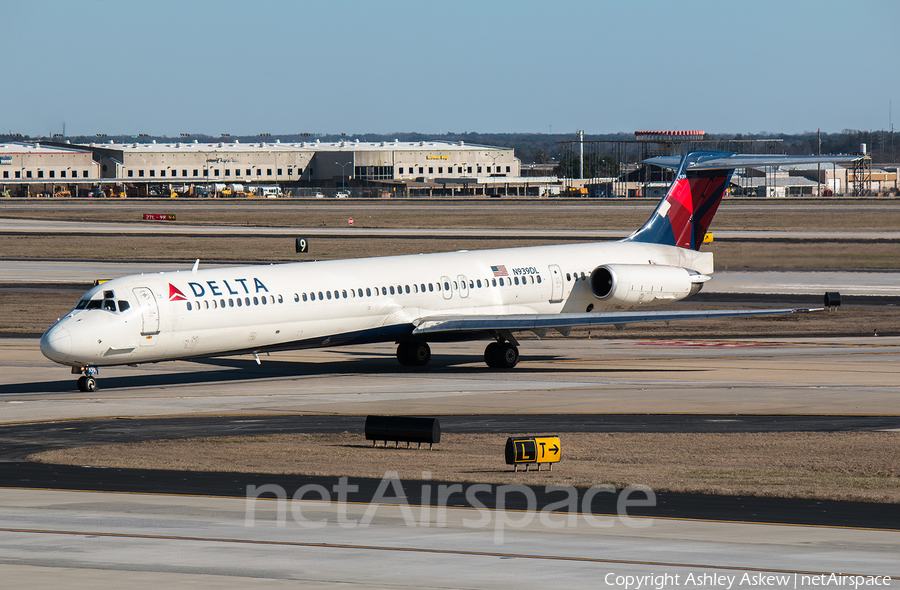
[77,375,97,392]
[485,341,519,369]
[397,341,431,366]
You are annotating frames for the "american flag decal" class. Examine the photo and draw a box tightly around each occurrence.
[491,265,508,277]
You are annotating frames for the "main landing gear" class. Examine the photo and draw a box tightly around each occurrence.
[395,336,520,369]
[74,367,99,392]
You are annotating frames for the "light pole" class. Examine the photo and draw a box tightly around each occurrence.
[335,161,352,193]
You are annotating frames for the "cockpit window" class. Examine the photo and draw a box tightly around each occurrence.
[102,300,116,312]
[75,300,89,310]
[118,301,130,312]
[86,300,102,310]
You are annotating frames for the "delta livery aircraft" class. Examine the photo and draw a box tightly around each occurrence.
[41,151,859,392]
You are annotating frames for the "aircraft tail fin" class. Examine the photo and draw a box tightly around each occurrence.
[625,151,861,251]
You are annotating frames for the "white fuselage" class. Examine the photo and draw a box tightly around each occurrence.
[40,240,712,369]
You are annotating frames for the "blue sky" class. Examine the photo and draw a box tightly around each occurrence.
[3,0,898,137]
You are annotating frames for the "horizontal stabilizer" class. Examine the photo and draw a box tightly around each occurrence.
[412,308,821,335]
[644,153,861,171]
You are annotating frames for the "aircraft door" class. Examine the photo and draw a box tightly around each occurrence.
[133,287,160,335]
[440,276,452,300]
[548,265,564,303]
[457,275,469,298]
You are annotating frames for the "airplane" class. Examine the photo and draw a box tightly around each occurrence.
[40,150,860,392]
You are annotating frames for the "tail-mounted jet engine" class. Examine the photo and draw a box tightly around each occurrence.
[589,264,709,308]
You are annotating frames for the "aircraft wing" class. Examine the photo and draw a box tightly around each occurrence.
[411,307,821,335]
[644,154,861,171]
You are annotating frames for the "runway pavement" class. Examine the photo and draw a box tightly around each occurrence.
[1,488,896,590]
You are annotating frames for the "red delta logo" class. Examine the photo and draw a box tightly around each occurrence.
[168,284,188,302]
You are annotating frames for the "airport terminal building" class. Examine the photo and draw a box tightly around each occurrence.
[0,139,545,198]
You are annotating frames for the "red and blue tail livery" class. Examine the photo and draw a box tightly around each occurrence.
[627,150,860,251]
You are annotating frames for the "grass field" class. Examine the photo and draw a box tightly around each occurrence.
[30,431,900,504]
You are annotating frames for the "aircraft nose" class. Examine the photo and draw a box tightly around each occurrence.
[40,325,72,363]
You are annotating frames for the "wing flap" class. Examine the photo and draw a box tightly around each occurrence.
[412,308,821,335]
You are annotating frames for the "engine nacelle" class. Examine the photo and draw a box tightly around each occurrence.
[589,264,709,308]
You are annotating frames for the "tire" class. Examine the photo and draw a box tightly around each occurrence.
[77,376,98,392]
[410,342,431,366]
[397,342,431,366]
[484,342,502,368]
[396,342,413,366]
[497,342,519,368]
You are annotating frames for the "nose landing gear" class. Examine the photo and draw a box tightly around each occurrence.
[74,367,99,392]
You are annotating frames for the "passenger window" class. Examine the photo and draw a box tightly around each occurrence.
[318,291,324,300]
[220,299,225,307]
[390,286,395,295]
[492,279,497,287]
[429,283,434,292]
[334,290,339,299]
[294,294,299,302]
[205,301,210,309]
[358,288,364,297]
[382,287,387,295]
[566,273,571,281]
[237,299,242,307]
[421,284,426,292]
[261,297,266,305]
[444,282,450,290]
[366,288,371,297]
[537,276,542,283]
[253,296,259,305]
[342,290,348,298]
[581,272,586,280]
[469,280,474,288]
[405,285,410,294]
[302,293,308,301]
[187,302,192,311]
[229,298,234,307]
[245,297,250,305]
[117,301,130,312]
[326,291,332,300]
